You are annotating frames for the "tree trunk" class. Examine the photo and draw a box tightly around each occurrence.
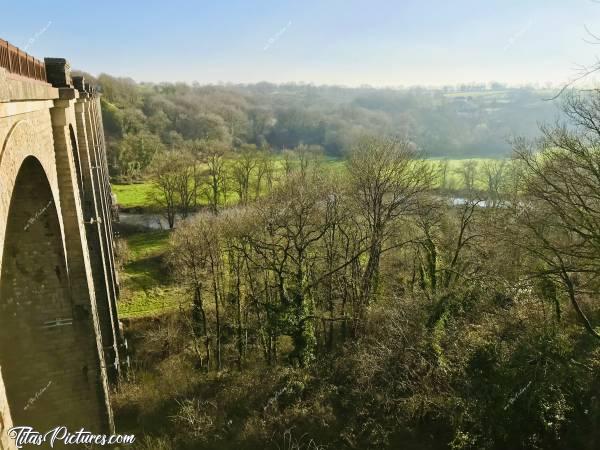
[210,258,222,370]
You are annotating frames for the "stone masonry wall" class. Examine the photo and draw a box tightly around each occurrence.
[0,60,119,449]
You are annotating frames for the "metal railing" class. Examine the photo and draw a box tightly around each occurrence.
[0,38,47,82]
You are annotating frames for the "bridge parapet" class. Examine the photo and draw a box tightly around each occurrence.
[0,39,47,83]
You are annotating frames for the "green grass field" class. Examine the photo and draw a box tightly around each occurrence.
[112,183,158,209]
[118,229,187,318]
[428,157,503,190]
[111,157,338,210]
[111,157,507,211]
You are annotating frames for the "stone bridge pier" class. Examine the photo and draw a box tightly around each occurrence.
[0,41,123,448]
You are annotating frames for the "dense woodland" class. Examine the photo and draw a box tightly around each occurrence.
[95,70,600,450]
[80,72,560,181]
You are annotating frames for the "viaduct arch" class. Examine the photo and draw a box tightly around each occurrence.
[0,40,123,448]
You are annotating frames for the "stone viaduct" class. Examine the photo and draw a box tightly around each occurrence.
[0,39,124,448]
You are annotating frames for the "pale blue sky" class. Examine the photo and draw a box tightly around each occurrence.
[1,0,599,86]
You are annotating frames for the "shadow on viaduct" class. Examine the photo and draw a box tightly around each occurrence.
[0,39,124,448]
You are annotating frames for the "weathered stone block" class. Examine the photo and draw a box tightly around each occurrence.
[44,58,72,88]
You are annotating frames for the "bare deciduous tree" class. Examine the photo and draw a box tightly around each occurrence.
[514,91,600,339]
[347,136,432,312]
[232,144,258,206]
[201,140,229,215]
[148,151,183,229]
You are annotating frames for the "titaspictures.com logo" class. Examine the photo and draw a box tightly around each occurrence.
[8,426,135,448]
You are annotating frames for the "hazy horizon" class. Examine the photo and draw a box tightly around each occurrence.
[3,0,600,88]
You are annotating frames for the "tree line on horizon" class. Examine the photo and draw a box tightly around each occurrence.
[79,72,560,181]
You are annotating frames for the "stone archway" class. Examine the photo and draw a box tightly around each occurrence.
[0,156,91,430]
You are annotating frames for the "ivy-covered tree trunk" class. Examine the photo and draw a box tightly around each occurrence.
[290,264,316,367]
[192,284,210,370]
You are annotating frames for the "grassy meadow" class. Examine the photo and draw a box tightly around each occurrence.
[117,228,184,318]
[112,182,158,209]
[111,157,504,210]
